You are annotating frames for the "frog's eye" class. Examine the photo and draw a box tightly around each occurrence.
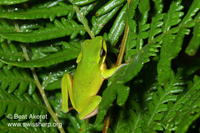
[100,48,105,57]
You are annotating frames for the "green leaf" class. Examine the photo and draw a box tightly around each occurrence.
[127,0,139,32]
[30,44,60,60]
[112,106,129,133]
[128,100,143,133]
[0,49,80,68]
[49,93,68,119]
[107,3,127,46]
[157,0,187,85]
[143,69,186,132]
[0,19,18,33]
[162,75,200,131]
[0,41,24,69]
[175,108,200,133]
[38,62,76,90]
[92,5,122,35]
[0,90,46,119]
[95,41,159,125]
[123,42,159,83]
[0,4,74,21]
[182,57,200,76]
[148,1,164,42]
[180,0,200,25]
[94,66,129,125]
[1,0,200,133]
[0,66,35,95]
[95,0,126,16]
[0,19,86,42]
[72,0,96,6]
[139,0,150,13]
[0,0,28,5]
[157,27,189,85]
[185,12,200,56]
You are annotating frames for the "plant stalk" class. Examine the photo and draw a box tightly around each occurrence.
[22,45,65,133]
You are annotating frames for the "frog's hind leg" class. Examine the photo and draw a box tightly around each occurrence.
[78,95,101,120]
[80,107,98,120]
[61,73,75,113]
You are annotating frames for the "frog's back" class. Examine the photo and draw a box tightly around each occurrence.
[73,62,103,108]
[72,36,105,108]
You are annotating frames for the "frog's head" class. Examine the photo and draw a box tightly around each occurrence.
[77,36,107,65]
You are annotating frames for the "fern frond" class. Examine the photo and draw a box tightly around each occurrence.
[0,90,46,119]
[1,0,200,132]
[74,2,96,26]
[72,0,96,6]
[0,3,74,22]
[106,3,127,46]
[124,42,159,82]
[182,57,200,76]
[95,41,159,125]
[91,3,124,35]
[49,93,66,118]
[0,19,18,33]
[185,12,200,56]
[126,67,189,133]
[95,0,126,16]
[19,22,44,32]
[1,38,81,68]
[157,0,186,85]
[157,0,200,84]
[0,18,86,43]
[162,75,200,130]
[124,0,139,60]
[78,2,96,16]
[125,0,152,60]
[1,49,80,68]
[0,0,28,5]
[38,62,76,91]
[0,66,35,95]
[175,107,200,133]
[30,44,60,60]
[179,0,200,25]
[128,99,143,133]
[110,106,129,132]
[0,41,24,69]
[142,69,185,132]
[135,0,151,50]
[148,1,164,42]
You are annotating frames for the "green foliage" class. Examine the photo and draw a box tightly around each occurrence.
[0,0,200,133]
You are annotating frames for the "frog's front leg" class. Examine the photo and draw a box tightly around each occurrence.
[77,96,102,120]
[101,64,127,78]
[61,73,75,113]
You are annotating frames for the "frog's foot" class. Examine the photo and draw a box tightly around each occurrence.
[79,108,98,120]
[78,95,101,120]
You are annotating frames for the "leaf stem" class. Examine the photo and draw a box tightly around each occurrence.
[21,45,65,133]
[74,5,95,39]
[116,20,129,66]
